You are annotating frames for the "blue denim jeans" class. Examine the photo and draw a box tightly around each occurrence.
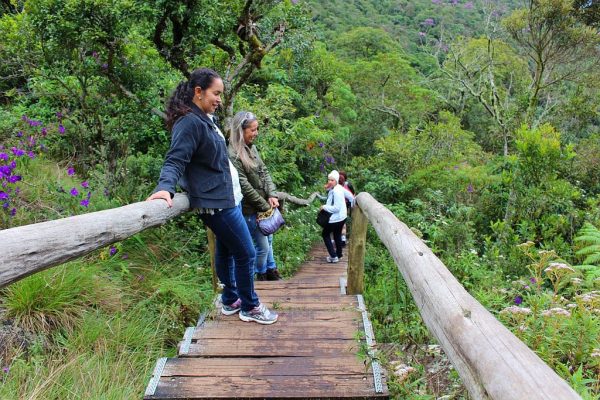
[199,205,259,312]
[244,213,270,274]
[265,234,276,270]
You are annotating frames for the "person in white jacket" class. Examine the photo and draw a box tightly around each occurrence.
[320,170,347,263]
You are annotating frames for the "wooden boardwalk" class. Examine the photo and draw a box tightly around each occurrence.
[144,246,388,399]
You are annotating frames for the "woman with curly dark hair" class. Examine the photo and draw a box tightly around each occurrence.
[147,68,277,325]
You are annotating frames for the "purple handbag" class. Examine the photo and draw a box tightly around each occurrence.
[257,207,285,235]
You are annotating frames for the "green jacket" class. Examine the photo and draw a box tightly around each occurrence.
[228,143,277,216]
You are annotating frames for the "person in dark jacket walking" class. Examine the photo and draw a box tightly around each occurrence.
[147,68,277,325]
[228,111,282,281]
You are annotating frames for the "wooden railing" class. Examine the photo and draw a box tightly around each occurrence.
[346,192,580,400]
[0,192,318,289]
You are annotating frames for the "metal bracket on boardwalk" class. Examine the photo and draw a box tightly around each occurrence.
[358,294,385,394]
[144,357,167,397]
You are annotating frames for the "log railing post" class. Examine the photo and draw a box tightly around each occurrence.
[206,228,218,292]
[347,204,367,294]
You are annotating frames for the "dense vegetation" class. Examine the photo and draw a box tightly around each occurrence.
[1,0,599,398]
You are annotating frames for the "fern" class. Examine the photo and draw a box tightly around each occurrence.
[574,223,600,284]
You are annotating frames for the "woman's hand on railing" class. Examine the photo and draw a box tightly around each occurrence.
[147,190,173,207]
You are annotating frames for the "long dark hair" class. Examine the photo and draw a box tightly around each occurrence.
[165,68,221,131]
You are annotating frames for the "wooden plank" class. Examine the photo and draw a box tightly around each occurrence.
[255,280,342,291]
[161,356,370,377]
[256,288,344,297]
[182,338,361,357]
[193,322,359,340]
[148,375,385,399]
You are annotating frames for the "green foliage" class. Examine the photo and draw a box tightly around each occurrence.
[574,223,600,287]
[515,124,574,184]
[333,27,400,60]
[570,133,600,195]
[363,236,430,345]
[374,111,483,177]
[3,263,121,333]
[502,0,600,121]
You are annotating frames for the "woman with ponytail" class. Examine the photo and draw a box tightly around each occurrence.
[147,68,278,325]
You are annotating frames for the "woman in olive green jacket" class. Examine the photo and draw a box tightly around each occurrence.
[228,111,282,281]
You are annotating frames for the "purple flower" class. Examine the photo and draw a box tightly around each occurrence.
[86,191,91,199]
[11,147,25,157]
[70,187,79,197]
[431,0,441,3]
[41,127,47,137]
[530,277,536,284]
[0,153,8,161]
[467,183,474,193]
[14,188,20,194]
[8,175,21,184]
[109,246,117,256]
[0,191,8,200]
[21,115,27,121]
[9,208,16,217]
[2,367,8,373]
[122,253,129,260]
[56,111,63,119]
[2,202,9,209]
[81,181,89,188]
[418,31,427,37]
[16,131,23,138]
[92,51,98,58]
[514,296,523,305]
[80,198,90,207]
[58,124,65,134]
[28,151,35,159]
[101,63,108,70]
[464,1,474,9]
[423,18,435,26]
[67,167,75,176]
[318,142,324,148]
[9,160,16,170]
[104,188,110,197]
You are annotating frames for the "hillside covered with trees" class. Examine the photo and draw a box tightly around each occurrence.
[1,0,599,398]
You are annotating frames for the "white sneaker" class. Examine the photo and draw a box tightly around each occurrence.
[326,256,339,263]
[239,303,278,325]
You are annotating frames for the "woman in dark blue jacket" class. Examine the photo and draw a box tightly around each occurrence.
[147,68,277,325]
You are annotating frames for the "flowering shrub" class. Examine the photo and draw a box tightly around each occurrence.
[497,242,599,394]
[0,113,95,227]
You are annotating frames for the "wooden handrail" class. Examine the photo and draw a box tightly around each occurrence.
[347,192,580,400]
[0,193,190,288]
[0,191,319,289]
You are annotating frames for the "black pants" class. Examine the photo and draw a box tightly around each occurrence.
[322,219,346,258]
